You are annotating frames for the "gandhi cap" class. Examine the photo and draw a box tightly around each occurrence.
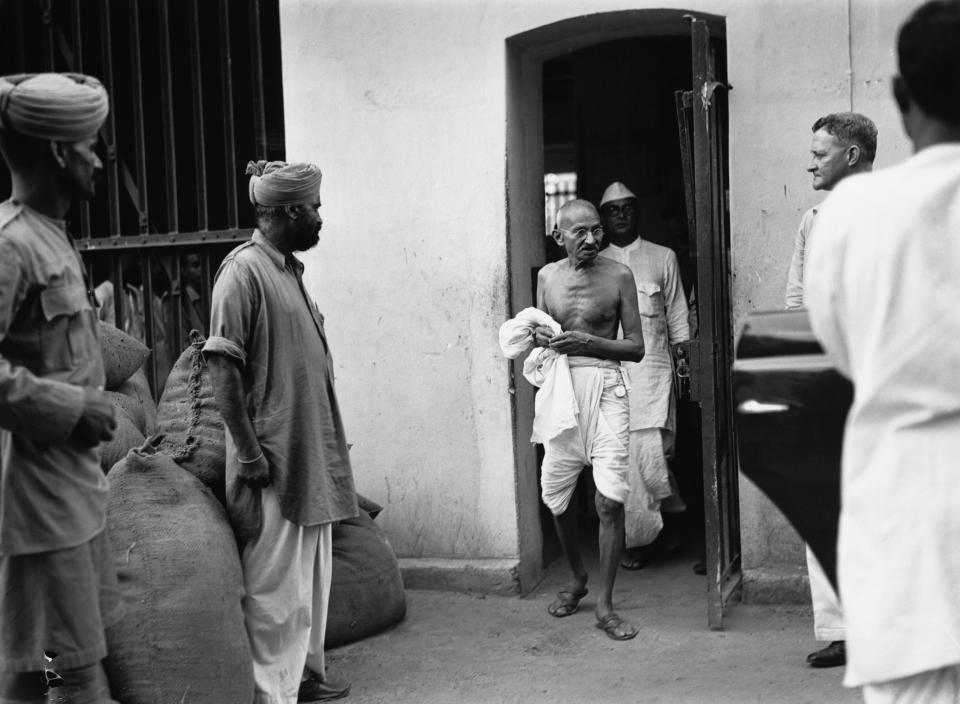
[600,181,638,208]
[0,73,109,142]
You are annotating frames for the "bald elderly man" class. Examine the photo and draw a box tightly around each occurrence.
[0,74,121,703]
[204,161,358,703]
[533,198,644,641]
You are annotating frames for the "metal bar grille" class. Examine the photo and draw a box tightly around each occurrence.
[40,0,54,70]
[128,0,149,234]
[249,0,268,160]
[99,0,121,237]
[219,0,238,229]
[188,0,208,231]
[1,0,285,397]
[76,229,253,251]
[157,0,178,232]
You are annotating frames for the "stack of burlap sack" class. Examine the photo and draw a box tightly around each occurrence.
[97,326,407,703]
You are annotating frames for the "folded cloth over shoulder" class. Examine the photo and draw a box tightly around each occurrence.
[498,307,578,443]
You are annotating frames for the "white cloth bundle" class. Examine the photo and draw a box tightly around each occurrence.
[498,308,578,443]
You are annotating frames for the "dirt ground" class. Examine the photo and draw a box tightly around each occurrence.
[327,544,861,704]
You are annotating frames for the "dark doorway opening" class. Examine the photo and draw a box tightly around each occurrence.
[538,35,716,574]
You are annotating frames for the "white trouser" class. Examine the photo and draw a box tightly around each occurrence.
[805,545,845,641]
[862,665,960,704]
[236,486,333,704]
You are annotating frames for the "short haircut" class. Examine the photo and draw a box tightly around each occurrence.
[812,112,878,163]
[555,198,598,229]
[897,0,960,126]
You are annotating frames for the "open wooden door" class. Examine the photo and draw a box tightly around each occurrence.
[676,15,741,630]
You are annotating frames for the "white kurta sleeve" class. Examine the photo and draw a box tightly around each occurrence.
[662,249,690,345]
[805,197,851,378]
[785,218,808,309]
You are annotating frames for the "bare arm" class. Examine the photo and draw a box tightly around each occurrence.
[617,267,645,362]
[534,266,557,347]
[662,250,690,347]
[206,352,270,487]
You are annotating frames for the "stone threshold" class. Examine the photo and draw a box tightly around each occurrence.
[741,565,812,605]
[398,558,522,596]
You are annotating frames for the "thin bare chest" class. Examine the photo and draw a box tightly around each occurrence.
[544,271,619,335]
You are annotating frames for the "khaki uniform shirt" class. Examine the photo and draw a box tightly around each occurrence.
[0,201,107,556]
[203,231,358,527]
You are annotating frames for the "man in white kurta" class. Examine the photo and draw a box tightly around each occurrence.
[806,3,960,699]
[786,111,877,669]
[598,182,689,559]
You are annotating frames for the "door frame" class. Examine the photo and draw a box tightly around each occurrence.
[505,9,738,622]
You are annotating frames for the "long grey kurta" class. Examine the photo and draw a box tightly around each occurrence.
[600,238,690,431]
[203,231,357,527]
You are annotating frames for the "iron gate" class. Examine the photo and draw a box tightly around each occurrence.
[0,0,286,393]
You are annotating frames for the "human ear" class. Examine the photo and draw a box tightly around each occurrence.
[49,141,67,168]
[284,204,299,220]
[846,144,861,167]
[550,228,563,245]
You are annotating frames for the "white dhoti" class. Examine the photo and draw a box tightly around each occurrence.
[540,359,630,515]
[232,485,333,704]
[624,427,675,547]
[806,545,845,641]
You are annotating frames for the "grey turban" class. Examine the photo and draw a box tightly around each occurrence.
[0,72,109,141]
[246,160,323,207]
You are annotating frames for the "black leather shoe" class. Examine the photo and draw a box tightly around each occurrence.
[807,640,846,668]
[298,675,351,702]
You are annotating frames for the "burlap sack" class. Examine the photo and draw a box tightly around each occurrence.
[326,509,406,647]
[116,367,157,436]
[105,390,146,436]
[156,332,226,502]
[99,407,145,473]
[104,442,253,704]
[99,321,150,391]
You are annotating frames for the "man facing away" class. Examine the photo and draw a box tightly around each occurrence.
[534,198,645,641]
[0,73,121,703]
[806,1,960,700]
[598,182,690,570]
[204,160,358,703]
[785,111,877,670]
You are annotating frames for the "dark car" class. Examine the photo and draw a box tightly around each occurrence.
[733,309,852,589]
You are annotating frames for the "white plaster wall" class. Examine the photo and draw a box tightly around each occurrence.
[279,0,922,569]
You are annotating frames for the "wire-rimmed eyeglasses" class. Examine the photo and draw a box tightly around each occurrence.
[555,225,604,239]
[602,203,636,217]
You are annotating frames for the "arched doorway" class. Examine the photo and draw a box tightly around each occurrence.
[506,10,739,628]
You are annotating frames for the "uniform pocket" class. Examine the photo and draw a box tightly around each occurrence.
[636,282,663,317]
[39,282,94,372]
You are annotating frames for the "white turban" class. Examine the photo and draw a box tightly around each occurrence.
[246,160,322,207]
[0,73,109,141]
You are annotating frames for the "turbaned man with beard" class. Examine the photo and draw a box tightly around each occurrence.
[204,161,358,703]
